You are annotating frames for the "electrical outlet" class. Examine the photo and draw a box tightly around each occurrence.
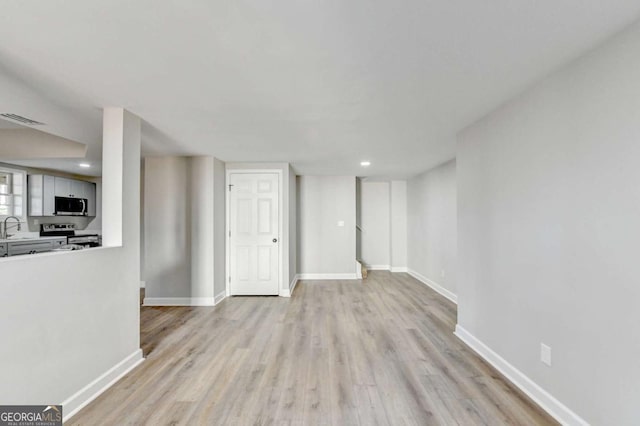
[337,221,345,227]
[540,343,552,367]
[441,269,446,278]
[33,219,39,225]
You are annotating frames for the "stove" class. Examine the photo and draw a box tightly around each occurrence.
[40,223,75,237]
[68,234,100,247]
[40,223,101,248]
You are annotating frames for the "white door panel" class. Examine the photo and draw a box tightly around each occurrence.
[229,173,279,295]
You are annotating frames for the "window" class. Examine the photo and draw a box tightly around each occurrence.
[0,168,26,219]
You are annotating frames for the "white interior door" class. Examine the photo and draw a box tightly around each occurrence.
[229,173,280,295]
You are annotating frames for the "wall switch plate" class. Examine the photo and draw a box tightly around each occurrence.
[337,221,345,227]
[441,269,446,278]
[541,343,552,366]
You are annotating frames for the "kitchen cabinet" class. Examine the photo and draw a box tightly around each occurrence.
[54,177,72,197]
[84,181,96,216]
[5,237,66,256]
[51,237,67,249]
[70,179,85,198]
[8,240,54,256]
[29,175,97,217]
[28,175,55,216]
[54,176,93,199]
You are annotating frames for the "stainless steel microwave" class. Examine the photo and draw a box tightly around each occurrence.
[54,196,88,216]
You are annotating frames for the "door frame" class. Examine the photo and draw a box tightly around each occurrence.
[225,169,283,296]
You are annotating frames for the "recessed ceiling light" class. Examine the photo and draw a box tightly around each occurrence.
[360,161,371,167]
[79,163,91,168]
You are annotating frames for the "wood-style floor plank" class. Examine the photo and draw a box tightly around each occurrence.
[70,272,557,425]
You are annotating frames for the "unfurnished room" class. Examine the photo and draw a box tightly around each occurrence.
[0,2,639,425]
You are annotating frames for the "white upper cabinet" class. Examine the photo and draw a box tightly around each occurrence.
[70,179,85,198]
[84,181,96,216]
[53,176,95,201]
[28,175,56,216]
[30,175,97,217]
[54,177,73,197]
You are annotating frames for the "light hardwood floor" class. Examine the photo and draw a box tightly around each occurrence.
[70,272,557,425]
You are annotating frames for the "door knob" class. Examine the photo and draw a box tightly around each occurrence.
[272,238,278,243]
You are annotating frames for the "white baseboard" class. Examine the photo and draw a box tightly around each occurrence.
[365,264,390,271]
[280,274,300,297]
[62,349,144,422]
[214,290,226,305]
[139,281,145,288]
[356,260,363,279]
[390,266,408,273]
[290,274,299,295]
[407,269,457,304]
[143,297,215,306]
[297,273,358,280]
[454,325,588,426]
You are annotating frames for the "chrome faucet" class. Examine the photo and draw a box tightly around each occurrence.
[1,216,21,239]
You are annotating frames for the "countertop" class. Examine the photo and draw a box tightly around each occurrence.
[0,236,69,244]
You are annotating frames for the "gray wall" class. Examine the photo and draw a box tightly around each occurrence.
[355,178,362,260]
[189,157,215,300]
[407,160,457,293]
[360,181,390,268]
[139,160,144,282]
[297,175,356,275]
[213,158,226,297]
[457,21,640,425]
[390,180,407,270]
[288,165,297,287]
[144,156,226,301]
[144,157,191,298]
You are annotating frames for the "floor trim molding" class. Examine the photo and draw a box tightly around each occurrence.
[214,290,226,305]
[365,264,390,271]
[390,266,408,273]
[407,269,457,304]
[62,349,144,422]
[280,274,300,297]
[454,325,588,426]
[143,297,215,306]
[297,273,358,280]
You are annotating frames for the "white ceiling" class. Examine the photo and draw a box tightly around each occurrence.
[0,1,639,178]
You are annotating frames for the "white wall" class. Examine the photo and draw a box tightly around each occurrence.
[360,181,390,268]
[144,156,226,303]
[407,160,457,294]
[457,21,640,425]
[297,175,356,276]
[0,108,142,418]
[390,180,407,271]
